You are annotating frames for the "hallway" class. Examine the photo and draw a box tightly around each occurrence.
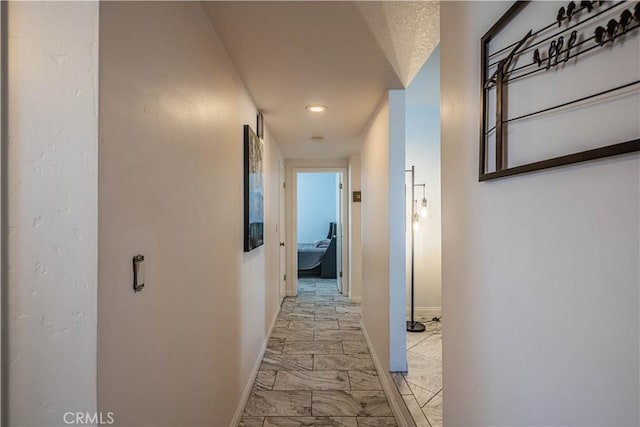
[6,2,639,426]
[239,278,397,427]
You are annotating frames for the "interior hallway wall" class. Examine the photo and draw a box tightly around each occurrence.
[441,2,639,426]
[297,173,337,243]
[360,91,406,373]
[405,46,441,317]
[7,2,99,425]
[98,2,282,425]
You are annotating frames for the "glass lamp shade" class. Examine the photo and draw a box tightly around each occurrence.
[420,198,430,218]
[412,212,421,231]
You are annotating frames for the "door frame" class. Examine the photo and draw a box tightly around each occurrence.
[290,167,349,297]
[277,161,286,304]
[1,1,7,423]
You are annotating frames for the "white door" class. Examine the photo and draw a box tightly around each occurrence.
[336,173,343,294]
[278,163,286,303]
[0,3,4,420]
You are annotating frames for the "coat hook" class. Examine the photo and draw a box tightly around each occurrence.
[557,6,566,26]
[606,19,619,41]
[580,0,593,13]
[620,9,632,31]
[547,40,557,69]
[594,25,606,45]
[565,31,577,62]
[555,36,564,66]
[533,48,542,67]
[567,1,577,20]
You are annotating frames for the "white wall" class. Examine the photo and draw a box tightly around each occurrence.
[360,91,406,373]
[361,99,390,369]
[348,153,362,301]
[442,2,640,426]
[387,91,407,373]
[98,3,281,426]
[7,2,99,425]
[405,46,441,316]
[297,172,337,243]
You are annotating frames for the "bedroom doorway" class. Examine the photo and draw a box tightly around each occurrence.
[292,168,348,297]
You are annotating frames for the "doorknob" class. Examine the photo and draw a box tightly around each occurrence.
[280,242,285,247]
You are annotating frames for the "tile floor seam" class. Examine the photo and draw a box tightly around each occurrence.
[393,319,442,427]
[422,388,442,408]
[239,278,397,427]
[419,400,431,427]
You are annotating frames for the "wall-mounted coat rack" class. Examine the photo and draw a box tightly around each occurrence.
[480,1,640,181]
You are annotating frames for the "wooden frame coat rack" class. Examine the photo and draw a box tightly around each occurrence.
[480,1,640,181]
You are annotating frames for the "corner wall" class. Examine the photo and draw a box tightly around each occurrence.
[405,46,441,317]
[360,91,406,373]
[7,2,99,425]
[98,3,282,425]
[441,2,639,425]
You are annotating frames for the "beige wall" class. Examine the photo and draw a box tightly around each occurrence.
[98,2,281,425]
[361,98,390,367]
[441,2,640,425]
[360,91,406,373]
[7,2,99,425]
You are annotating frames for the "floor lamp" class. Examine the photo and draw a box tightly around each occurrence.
[406,166,426,333]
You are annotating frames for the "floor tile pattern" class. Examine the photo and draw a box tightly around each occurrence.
[239,278,398,427]
[391,318,442,427]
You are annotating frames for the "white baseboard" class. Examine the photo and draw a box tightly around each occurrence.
[360,320,413,427]
[406,306,441,319]
[230,304,281,427]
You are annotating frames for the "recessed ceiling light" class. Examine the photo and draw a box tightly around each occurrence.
[306,104,327,113]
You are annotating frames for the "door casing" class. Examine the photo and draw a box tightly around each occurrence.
[289,167,349,297]
[277,161,286,304]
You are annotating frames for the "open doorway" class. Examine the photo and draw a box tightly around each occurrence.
[296,171,341,293]
[391,46,442,427]
[292,168,348,297]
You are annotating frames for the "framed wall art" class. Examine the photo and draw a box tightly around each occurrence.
[480,1,640,181]
[244,124,264,251]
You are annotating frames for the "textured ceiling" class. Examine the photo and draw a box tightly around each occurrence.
[202,1,439,159]
[357,1,440,87]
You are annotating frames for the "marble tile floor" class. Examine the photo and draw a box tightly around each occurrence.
[239,278,398,427]
[391,318,442,427]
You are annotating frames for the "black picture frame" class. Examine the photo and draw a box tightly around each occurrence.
[244,125,264,252]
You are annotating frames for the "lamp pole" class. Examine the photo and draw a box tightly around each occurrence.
[406,166,425,333]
